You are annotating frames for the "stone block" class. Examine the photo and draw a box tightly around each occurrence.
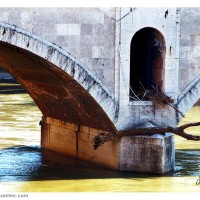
[43,24,57,36]
[90,58,104,68]
[47,125,77,157]
[44,117,78,131]
[78,135,119,170]
[88,134,95,143]
[103,23,115,35]
[81,24,93,35]
[103,58,115,67]
[92,23,104,35]
[190,24,200,35]
[0,11,9,21]
[92,35,104,46]
[119,133,174,173]
[92,46,103,58]
[67,47,80,58]
[180,35,190,47]
[80,125,90,134]
[79,132,89,142]
[41,122,50,148]
[103,34,115,47]
[104,13,115,24]
[80,46,92,58]
[21,12,33,24]
[140,106,154,117]
[82,12,104,24]
[103,46,114,58]
[78,139,96,159]
[89,127,105,136]
[102,68,115,92]
[56,24,81,36]
[54,10,74,23]
[7,9,22,26]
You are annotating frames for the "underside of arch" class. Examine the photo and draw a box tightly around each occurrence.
[0,22,118,132]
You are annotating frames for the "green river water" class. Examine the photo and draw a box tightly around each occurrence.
[0,82,200,192]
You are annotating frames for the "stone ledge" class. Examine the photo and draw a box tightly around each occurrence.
[128,101,153,106]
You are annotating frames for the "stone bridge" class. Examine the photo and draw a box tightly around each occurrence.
[0,7,199,174]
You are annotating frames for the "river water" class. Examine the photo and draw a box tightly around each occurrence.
[0,82,200,192]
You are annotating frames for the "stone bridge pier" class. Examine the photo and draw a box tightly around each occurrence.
[1,7,200,174]
[41,117,174,174]
[0,21,174,174]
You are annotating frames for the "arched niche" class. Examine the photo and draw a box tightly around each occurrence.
[130,27,166,100]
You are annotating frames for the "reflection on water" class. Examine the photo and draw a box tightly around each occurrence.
[0,91,41,149]
[0,82,200,192]
[1,145,200,192]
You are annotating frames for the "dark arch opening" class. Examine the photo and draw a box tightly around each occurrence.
[130,27,166,100]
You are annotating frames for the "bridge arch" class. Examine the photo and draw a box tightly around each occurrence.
[176,74,200,122]
[0,22,118,132]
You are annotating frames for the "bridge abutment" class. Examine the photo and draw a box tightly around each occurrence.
[41,116,174,174]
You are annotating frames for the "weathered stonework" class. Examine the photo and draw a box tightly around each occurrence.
[119,133,174,173]
[179,8,200,93]
[0,7,116,92]
[0,7,199,129]
[41,117,120,170]
[118,122,174,173]
[0,21,118,132]
[0,7,200,173]
[41,117,174,173]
